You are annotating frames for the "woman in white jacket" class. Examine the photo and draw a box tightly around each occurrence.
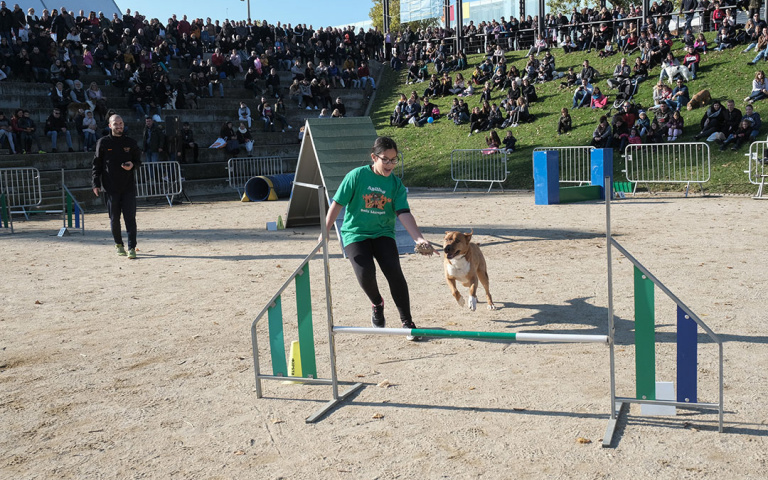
[237,102,252,128]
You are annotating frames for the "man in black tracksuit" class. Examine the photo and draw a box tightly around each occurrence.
[92,115,142,259]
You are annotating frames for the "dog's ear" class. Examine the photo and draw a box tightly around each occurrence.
[465,229,473,241]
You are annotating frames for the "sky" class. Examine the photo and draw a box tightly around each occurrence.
[117,0,374,28]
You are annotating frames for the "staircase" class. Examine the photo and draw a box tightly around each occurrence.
[0,64,378,210]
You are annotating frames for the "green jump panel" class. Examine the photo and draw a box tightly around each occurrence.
[613,181,634,193]
[558,185,603,204]
[295,264,317,378]
[634,266,656,400]
[267,296,288,377]
[0,194,8,228]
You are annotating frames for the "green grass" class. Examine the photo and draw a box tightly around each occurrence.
[371,33,761,194]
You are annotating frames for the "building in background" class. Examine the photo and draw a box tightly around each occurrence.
[400,0,545,27]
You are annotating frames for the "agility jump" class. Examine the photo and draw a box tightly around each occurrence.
[250,180,724,447]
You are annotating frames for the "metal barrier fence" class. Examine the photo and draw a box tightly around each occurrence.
[746,141,768,199]
[0,167,42,213]
[533,146,594,185]
[450,149,508,192]
[135,161,184,206]
[623,143,710,196]
[227,156,284,198]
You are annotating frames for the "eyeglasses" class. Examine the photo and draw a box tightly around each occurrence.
[375,154,399,165]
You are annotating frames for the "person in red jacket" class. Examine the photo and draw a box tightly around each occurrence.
[357,61,375,89]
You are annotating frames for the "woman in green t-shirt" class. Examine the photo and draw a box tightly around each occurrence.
[323,136,435,340]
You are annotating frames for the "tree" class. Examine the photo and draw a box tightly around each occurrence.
[369,0,401,32]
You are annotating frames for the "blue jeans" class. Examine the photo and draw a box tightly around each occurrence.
[144,152,160,162]
[208,82,224,97]
[47,130,72,150]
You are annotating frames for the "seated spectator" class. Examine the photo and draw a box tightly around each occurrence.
[521,78,537,103]
[468,106,488,135]
[526,34,548,57]
[598,39,617,58]
[219,121,239,153]
[16,110,45,154]
[50,82,71,111]
[578,60,598,83]
[44,108,74,153]
[635,110,651,137]
[207,66,224,98]
[0,111,17,154]
[572,78,593,109]
[501,131,517,152]
[682,46,700,79]
[288,79,302,107]
[559,67,576,89]
[646,119,665,144]
[236,122,254,154]
[607,57,631,90]
[238,101,252,128]
[561,35,577,54]
[612,115,630,151]
[357,61,375,89]
[628,127,642,145]
[693,100,724,140]
[178,122,199,163]
[485,130,502,149]
[558,107,572,135]
[745,70,768,104]
[652,82,673,109]
[654,102,674,131]
[82,110,99,152]
[261,67,279,98]
[694,33,708,55]
[666,110,684,142]
[590,86,608,109]
[487,103,503,129]
[720,119,751,151]
[742,104,762,141]
[591,116,612,148]
[334,97,346,117]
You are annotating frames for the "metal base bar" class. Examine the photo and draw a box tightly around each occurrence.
[602,401,625,448]
[613,397,719,410]
[306,382,365,423]
[333,326,609,343]
[255,374,333,385]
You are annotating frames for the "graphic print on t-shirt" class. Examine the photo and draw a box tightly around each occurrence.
[362,186,392,212]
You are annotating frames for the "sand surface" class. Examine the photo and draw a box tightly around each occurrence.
[2,191,766,479]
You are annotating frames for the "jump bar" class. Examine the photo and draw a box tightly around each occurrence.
[333,327,609,344]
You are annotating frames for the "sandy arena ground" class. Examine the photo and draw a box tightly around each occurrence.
[1,190,766,479]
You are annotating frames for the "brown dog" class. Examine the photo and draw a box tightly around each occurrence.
[686,89,711,111]
[443,231,496,311]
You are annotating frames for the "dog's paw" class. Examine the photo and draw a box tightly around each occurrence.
[467,296,477,311]
[487,302,497,311]
[455,295,465,308]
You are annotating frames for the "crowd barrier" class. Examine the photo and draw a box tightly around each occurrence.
[623,142,710,196]
[450,149,508,192]
[533,146,594,185]
[0,167,42,233]
[135,161,184,206]
[746,141,768,199]
[227,156,284,199]
[250,180,724,446]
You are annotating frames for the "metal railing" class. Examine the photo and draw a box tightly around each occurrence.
[227,156,284,198]
[746,140,768,199]
[623,142,710,196]
[450,149,508,192]
[135,161,184,206]
[534,146,594,185]
[0,167,42,213]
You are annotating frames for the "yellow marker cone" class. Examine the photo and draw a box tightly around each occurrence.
[276,215,284,230]
[241,192,250,202]
[282,340,302,384]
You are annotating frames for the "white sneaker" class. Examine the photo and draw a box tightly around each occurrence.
[314,106,318,110]
[288,125,293,129]
[306,106,311,110]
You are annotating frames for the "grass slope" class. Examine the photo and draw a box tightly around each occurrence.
[371,32,761,194]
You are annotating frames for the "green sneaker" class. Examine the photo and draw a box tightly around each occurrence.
[128,248,137,259]
[116,244,127,256]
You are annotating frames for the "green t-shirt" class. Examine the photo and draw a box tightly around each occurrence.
[333,165,410,245]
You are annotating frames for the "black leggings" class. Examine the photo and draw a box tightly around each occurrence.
[345,236,411,323]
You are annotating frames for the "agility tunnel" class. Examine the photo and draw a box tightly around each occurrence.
[244,173,295,201]
[250,181,724,447]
